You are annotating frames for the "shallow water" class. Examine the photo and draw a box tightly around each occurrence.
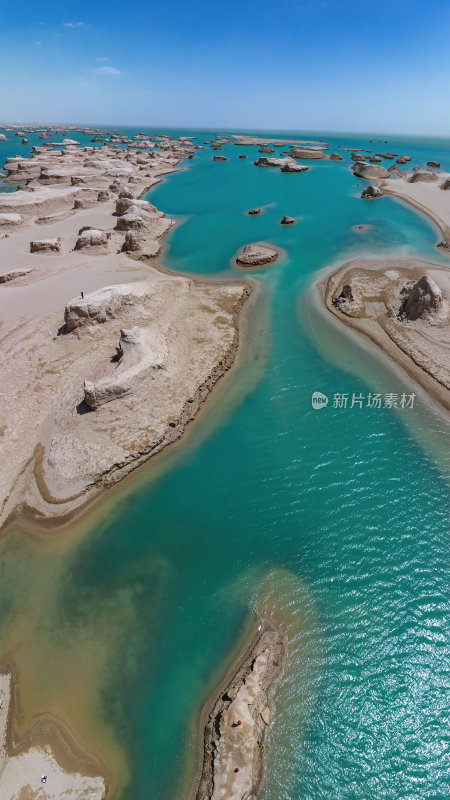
[0,128,449,799]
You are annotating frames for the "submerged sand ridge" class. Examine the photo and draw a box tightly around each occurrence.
[0,137,252,528]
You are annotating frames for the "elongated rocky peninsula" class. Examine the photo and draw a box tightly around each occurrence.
[196,620,284,800]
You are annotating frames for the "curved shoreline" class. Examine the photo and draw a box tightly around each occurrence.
[195,618,284,800]
[381,176,450,254]
[0,665,109,799]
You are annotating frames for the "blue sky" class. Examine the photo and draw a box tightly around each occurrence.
[2,0,450,133]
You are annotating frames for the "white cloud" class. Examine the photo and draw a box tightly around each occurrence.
[63,22,87,29]
[95,57,110,61]
[94,66,121,76]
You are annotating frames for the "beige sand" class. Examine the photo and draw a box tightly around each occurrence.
[0,139,253,531]
[381,170,450,250]
[320,257,450,413]
[0,670,106,799]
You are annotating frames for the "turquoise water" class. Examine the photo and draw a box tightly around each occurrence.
[0,129,449,799]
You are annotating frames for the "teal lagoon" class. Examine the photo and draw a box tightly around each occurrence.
[0,128,449,799]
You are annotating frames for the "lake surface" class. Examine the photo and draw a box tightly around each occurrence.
[0,127,449,800]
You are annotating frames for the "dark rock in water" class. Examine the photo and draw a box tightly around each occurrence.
[361,185,383,199]
[247,208,261,215]
[213,155,227,161]
[258,147,275,154]
[329,153,343,160]
[369,155,382,162]
[351,152,366,162]
[239,155,247,159]
[280,216,295,225]
[396,155,411,164]
[332,283,354,306]
[399,275,442,320]
[427,161,440,168]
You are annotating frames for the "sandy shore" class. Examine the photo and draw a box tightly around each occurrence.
[0,669,107,799]
[319,257,450,413]
[0,135,253,530]
[381,170,450,252]
[195,619,284,800]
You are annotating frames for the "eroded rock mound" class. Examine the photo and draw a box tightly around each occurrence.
[289,146,327,160]
[353,162,390,180]
[254,156,296,168]
[64,285,143,331]
[408,170,438,183]
[280,161,309,173]
[30,237,61,253]
[441,178,450,190]
[399,275,443,320]
[361,185,383,199]
[236,243,279,268]
[84,325,169,409]
[75,229,110,249]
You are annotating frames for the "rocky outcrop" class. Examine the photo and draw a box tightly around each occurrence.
[280,161,309,173]
[84,325,169,410]
[369,155,382,163]
[196,621,284,800]
[74,229,110,249]
[213,155,227,161]
[64,285,144,331]
[361,185,383,199]
[332,283,354,307]
[353,162,389,180]
[30,237,61,253]
[399,275,443,320]
[427,161,440,168]
[351,153,366,162]
[247,209,261,215]
[254,156,296,168]
[288,146,327,160]
[440,177,450,190]
[280,215,294,224]
[388,164,402,176]
[396,155,411,164]
[236,243,279,268]
[329,153,343,160]
[408,170,438,183]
